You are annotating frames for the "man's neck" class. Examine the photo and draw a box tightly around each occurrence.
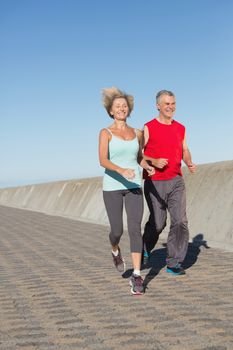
[156,115,173,125]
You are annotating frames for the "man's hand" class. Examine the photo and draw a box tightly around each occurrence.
[146,166,155,176]
[187,163,196,173]
[152,158,168,169]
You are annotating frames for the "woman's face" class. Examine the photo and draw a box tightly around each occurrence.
[110,98,129,120]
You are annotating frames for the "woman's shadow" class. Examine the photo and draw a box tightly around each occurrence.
[123,234,210,290]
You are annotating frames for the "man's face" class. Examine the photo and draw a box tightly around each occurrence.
[157,94,176,120]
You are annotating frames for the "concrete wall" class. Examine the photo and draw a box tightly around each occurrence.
[0,160,232,251]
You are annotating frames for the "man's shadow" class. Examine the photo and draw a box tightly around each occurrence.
[124,233,209,290]
[182,233,210,269]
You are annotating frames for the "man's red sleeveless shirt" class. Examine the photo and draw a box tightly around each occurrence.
[143,118,185,180]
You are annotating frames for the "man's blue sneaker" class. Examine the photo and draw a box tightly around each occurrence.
[166,263,185,275]
[141,250,150,266]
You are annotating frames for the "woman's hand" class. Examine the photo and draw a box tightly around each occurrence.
[119,168,135,180]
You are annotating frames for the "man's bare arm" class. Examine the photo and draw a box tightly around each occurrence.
[182,133,196,173]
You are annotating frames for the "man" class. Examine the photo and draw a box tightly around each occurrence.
[142,90,196,275]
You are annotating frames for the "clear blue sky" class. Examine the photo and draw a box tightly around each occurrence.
[1,0,233,188]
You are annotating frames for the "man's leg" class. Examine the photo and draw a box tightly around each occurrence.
[166,176,189,269]
[143,180,167,254]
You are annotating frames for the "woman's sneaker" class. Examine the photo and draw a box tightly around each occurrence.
[130,274,144,295]
[111,248,125,272]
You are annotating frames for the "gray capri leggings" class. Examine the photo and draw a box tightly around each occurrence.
[103,188,143,253]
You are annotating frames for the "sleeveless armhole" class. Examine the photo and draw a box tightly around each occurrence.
[134,128,141,144]
[144,124,150,145]
[105,128,112,140]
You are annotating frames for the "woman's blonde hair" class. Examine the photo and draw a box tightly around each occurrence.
[102,87,134,118]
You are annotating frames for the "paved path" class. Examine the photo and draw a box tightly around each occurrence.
[0,205,232,350]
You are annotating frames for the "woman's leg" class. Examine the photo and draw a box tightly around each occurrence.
[103,190,125,272]
[124,188,144,271]
[125,188,145,294]
[103,190,124,248]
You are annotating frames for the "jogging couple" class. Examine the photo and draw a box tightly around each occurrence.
[98,87,196,295]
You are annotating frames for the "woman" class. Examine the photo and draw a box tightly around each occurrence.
[99,87,154,295]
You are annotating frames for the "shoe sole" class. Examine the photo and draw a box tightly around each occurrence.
[166,267,185,275]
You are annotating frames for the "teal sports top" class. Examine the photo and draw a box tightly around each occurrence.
[103,129,142,191]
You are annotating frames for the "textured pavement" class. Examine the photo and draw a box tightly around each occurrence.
[0,205,232,350]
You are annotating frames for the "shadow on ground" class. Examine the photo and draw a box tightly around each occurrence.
[123,234,210,290]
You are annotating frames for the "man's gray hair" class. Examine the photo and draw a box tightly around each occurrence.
[156,90,175,104]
